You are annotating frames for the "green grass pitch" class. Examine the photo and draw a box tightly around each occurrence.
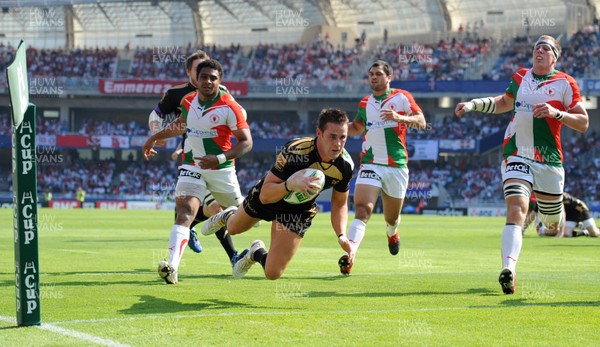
[0,209,599,346]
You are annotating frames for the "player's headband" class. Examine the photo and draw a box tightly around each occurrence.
[534,39,559,60]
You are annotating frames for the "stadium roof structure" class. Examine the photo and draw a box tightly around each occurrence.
[0,0,596,48]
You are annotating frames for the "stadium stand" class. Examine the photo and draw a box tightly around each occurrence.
[486,25,599,80]
[0,0,599,212]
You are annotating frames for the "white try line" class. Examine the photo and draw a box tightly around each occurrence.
[0,315,130,347]
[49,248,101,255]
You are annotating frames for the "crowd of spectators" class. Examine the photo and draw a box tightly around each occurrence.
[244,35,363,84]
[372,37,491,81]
[76,119,148,137]
[248,119,305,139]
[126,43,241,79]
[0,112,65,136]
[486,25,599,80]
[558,25,600,78]
[26,46,118,78]
[410,112,510,140]
[37,157,117,197]
[1,24,597,84]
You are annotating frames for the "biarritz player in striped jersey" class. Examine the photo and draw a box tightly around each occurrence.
[338,60,426,276]
[455,35,589,294]
[147,50,241,278]
[143,59,253,284]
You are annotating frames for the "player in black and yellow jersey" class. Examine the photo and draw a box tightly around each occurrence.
[202,108,355,280]
[525,192,599,237]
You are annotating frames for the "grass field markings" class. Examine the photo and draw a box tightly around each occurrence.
[0,315,131,346]
[48,248,100,254]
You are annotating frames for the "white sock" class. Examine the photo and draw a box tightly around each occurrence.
[168,224,189,271]
[386,216,400,237]
[501,224,522,271]
[347,219,366,254]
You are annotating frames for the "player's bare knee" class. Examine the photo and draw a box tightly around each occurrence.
[503,181,531,224]
[227,223,242,235]
[206,203,222,217]
[264,269,282,280]
[506,204,528,222]
[175,205,195,225]
[354,203,373,221]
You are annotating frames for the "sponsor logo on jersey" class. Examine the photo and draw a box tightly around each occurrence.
[366,120,397,130]
[179,169,202,180]
[515,100,534,112]
[358,170,382,181]
[506,162,531,174]
[186,128,218,138]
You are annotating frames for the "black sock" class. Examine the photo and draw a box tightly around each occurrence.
[194,207,209,223]
[215,227,236,260]
[190,207,209,229]
[252,248,268,269]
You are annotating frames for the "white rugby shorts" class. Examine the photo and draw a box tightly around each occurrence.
[176,166,244,207]
[355,163,409,199]
[501,156,564,195]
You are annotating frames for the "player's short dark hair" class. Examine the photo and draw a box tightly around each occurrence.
[196,59,224,80]
[317,108,349,132]
[186,50,209,71]
[369,60,393,76]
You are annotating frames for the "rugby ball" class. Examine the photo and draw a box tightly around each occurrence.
[283,168,326,205]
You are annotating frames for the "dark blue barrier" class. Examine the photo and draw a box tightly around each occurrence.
[391,80,509,94]
[478,131,505,153]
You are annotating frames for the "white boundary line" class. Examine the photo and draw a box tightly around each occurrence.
[0,315,130,347]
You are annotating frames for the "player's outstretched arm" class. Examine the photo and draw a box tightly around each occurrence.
[331,189,352,257]
[170,141,183,161]
[148,109,167,147]
[380,110,426,130]
[347,121,364,137]
[455,94,514,117]
[142,116,186,160]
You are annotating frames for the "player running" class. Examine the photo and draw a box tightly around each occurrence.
[143,59,252,284]
[339,60,426,275]
[147,50,240,274]
[455,35,589,294]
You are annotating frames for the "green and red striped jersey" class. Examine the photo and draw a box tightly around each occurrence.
[180,89,248,170]
[503,68,582,166]
[354,88,422,168]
